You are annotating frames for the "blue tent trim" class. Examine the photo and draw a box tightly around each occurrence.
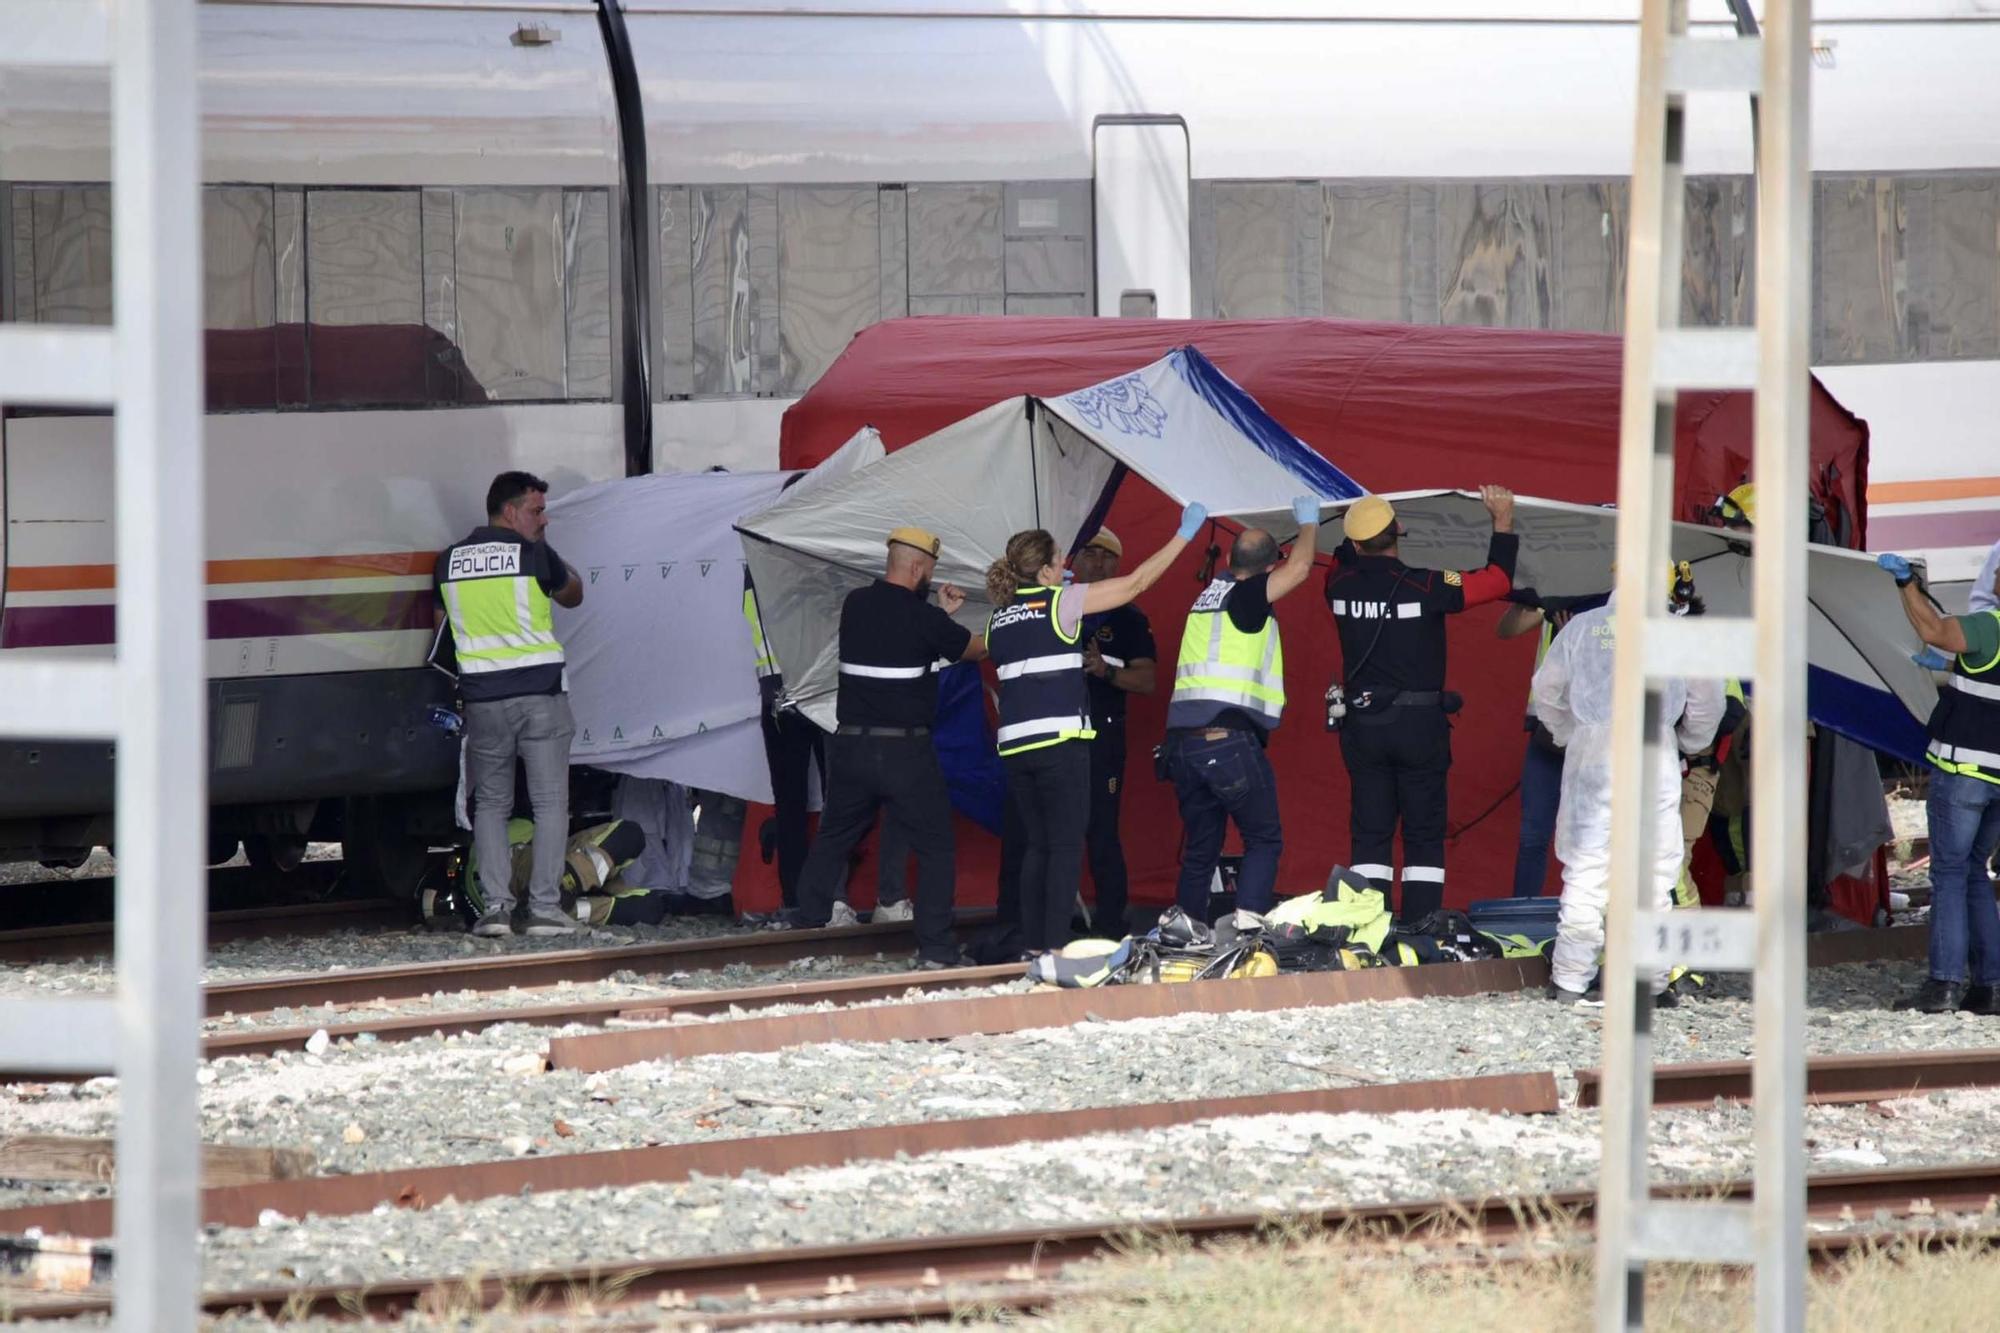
[932,661,1005,834]
[1808,665,1927,765]
[1168,346,1364,501]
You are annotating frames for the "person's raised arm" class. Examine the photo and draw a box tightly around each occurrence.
[1266,496,1322,603]
[1880,554,1969,655]
[1077,503,1206,616]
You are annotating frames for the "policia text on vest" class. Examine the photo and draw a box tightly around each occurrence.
[1322,487,1518,924]
[436,472,585,939]
[1883,548,2000,1014]
[1164,497,1323,921]
[985,514,1202,955]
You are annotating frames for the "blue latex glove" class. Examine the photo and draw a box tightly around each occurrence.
[1877,552,1914,586]
[1176,502,1209,541]
[1292,495,1321,528]
[1913,646,1952,671]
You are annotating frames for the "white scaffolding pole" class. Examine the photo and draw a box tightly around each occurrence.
[1596,2,1811,1329]
[0,0,206,1326]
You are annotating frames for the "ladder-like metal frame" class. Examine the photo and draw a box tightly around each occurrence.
[1,1,206,1326]
[1598,2,1811,1329]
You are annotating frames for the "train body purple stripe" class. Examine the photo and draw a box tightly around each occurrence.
[0,591,438,650]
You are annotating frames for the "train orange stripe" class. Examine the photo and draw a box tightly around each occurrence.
[1867,476,2000,505]
[7,552,437,594]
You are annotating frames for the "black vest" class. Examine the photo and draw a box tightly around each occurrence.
[1928,611,2000,785]
[988,585,1092,756]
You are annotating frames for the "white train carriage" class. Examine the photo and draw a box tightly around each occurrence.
[2,1,1996,889]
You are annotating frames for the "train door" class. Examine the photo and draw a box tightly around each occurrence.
[1092,116,1191,319]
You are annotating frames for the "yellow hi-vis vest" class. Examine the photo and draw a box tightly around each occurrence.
[743,583,778,680]
[439,538,564,678]
[1928,610,2000,786]
[1167,576,1285,730]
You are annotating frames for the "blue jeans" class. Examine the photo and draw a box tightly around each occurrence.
[1511,735,1564,897]
[1172,728,1283,918]
[1926,769,2000,985]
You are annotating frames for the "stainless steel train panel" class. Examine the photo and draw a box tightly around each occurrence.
[1550,180,1627,335]
[878,186,909,322]
[274,188,306,327]
[1204,181,1321,319]
[1814,176,1907,363]
[1903,175,1998,361]
[1407,183,1442,325]
[1434,182,1555,330]
[8,191,38,323]
[777,185,880,394]
[454,188,567,402]
[420,187,458,345]
[1680,176,1754,330]
[1322,181,1413,325]
[1190,180,1217,318]
[27,186,113,326]
[202,187,275,332]
[1004,181,1090,243]
[563,190,613,400]
[655,185,695,399]
[749,185,782,394]
[690,185,754,396]
[909,295,1005,316]
[1002,237,1090,299]
[1005,294,1090,316]
[305,190,423,328]
[906,184,1003,301]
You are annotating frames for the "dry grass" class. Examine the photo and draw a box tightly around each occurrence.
[1008,1227,2000,1333]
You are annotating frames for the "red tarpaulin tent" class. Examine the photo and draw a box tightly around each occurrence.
[740,316,1870,915]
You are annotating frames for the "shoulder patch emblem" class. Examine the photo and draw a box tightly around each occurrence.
[1444,570,1463,586]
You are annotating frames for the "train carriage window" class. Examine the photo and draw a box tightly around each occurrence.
[305,189,431,406]
[455,188,567,402]
[24,185,112,326]
[562,189,613,400]
[204,186,280,410]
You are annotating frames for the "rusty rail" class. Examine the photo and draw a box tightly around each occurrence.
[0,1071,1560,1241]
[548,955,1554,1073]
[1577,1047,2000,1109]
[199,913,996,1018]
[0,893,403,966]
[21,1158,1999,1320]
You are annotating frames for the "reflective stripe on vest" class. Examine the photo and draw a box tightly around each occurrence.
[839,661,929,679]
[440,540,563,676]
[1167,577,1286,730]
[743,585,778,679]
[988,585,1094,756]
[1927,611,2000,786]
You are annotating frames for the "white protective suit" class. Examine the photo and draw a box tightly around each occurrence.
[1532,596,1726,994]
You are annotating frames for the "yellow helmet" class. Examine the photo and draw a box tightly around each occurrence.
[1716,482,1756,528]
[1667,560,1698,615]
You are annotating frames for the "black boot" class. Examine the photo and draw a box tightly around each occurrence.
[1896,978,1968,1013]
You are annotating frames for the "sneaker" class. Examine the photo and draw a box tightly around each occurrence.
[826,900,862,929]
[1547,981,1602,1008]
[1960,984,2000,1016]
[915,950,967,971]
[1896,978,1968,1013]
[874,898,914,924]
[471,907,515,938]
[521,909,578,938]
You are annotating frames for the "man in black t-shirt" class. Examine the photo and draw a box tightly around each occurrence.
[789,524,987,966]
[1074,528,1156,936]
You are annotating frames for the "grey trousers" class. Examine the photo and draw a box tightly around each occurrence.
[466,693,575,914]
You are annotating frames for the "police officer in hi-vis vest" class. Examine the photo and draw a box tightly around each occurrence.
[1165,496,1323,920]
[436,471,584,938]
[1880,549,2000,1014]
[983,507,1203,955]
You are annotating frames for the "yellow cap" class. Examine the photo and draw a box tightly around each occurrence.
[1342,495,1399,543]
[886,525,941,558]
[1084,527,1123,558]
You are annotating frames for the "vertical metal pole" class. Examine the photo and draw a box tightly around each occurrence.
[1598,4,1684,1328]
[1753,2,1811,1329]
[110,0,206,1327]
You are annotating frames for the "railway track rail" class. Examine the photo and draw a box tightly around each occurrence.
[0,896,410,966]
[19,1159,2000,1322]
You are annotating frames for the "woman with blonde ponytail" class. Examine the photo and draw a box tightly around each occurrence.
[986,501,1209,956]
